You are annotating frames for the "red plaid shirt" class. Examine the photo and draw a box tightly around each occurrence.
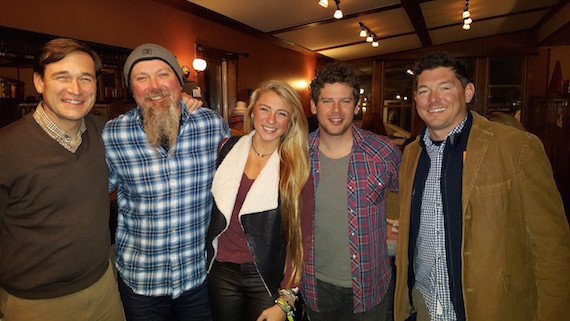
[302,125,401,313]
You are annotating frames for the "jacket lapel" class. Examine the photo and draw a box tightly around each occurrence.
[462,112,493,214]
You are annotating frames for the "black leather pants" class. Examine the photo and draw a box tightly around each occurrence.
[208,261,276,321]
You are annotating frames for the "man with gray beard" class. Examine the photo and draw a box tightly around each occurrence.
[102,43,231,321]
[141,89,181,150]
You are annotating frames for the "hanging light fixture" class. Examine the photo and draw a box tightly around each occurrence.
[318,0,328,8]
[358,22,380,48]
[359,24,367,38]
[462,0,472,30]
[333,0,343,19]
[372,38,379,47]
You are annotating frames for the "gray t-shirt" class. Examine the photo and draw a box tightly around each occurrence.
[314,151,352,288]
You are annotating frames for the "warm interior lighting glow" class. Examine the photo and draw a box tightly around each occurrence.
[462,23,471,30]
[463,17,472,25]
[318,0,328,8]
[372,39,379,47]
[462,10,470,19]
[192,58,207,72]
[366,35,373,42]
[292,80,309,90]
[359,29,367,37]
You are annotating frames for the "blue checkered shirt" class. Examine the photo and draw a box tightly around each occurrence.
[103,103,230,298]
[414,118,466,321]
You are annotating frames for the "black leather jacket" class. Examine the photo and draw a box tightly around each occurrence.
[206,136,286,296]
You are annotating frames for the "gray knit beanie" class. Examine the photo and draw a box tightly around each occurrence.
[123,43,184,92]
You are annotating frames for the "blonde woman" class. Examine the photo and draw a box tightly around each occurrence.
[206,80,314,321]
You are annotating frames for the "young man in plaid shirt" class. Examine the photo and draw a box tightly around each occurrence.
[302,62,401,321]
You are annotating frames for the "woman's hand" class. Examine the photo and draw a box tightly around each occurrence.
[256,304,286,321]
[181,92,203,114]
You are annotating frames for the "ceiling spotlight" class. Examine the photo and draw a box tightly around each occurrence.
[333,0,343,19]
[358,22,367,37]
[334,8,343,19]
[359,22,380,47]
[461,0,472,30]
[318,0,328,8]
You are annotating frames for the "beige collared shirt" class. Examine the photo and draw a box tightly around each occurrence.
[33,102,87,153]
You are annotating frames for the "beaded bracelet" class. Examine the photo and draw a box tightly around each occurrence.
[278,288,298,309]
[275,297,294,321]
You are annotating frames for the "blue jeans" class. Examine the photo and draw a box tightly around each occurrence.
[305,279,390,321]
[118,275,212,321]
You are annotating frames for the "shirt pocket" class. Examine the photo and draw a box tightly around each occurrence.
[366,173,387,204]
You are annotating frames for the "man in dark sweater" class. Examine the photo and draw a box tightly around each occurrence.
[0,38,125,320]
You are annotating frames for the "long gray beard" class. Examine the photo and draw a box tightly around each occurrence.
[142,96,180,150]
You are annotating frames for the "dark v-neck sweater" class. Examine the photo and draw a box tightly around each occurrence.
[0,113,110,299]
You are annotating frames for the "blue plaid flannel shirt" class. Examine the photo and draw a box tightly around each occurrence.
[103,103,230,298]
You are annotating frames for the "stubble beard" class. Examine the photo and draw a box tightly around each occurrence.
[141,90,180,149]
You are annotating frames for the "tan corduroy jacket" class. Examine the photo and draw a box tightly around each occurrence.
[394,111,570,321]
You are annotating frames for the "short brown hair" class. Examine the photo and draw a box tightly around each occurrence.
[310,62,360,106]
[33,38,102,78]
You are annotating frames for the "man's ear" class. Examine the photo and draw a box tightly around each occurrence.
[33,72,44,94]
[353,98,361,115]
[464,82,475,104]
[310,100,317,115]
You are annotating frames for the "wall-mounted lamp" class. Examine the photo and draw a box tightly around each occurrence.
[333,0,343,19]
[462,0,473,30]
[192,58,207,73]
[181,58,207,79]
[358,22,380,48]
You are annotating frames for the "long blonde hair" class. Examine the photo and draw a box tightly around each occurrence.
[244,80,310,286]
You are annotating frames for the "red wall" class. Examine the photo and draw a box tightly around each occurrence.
[2,0,318,112]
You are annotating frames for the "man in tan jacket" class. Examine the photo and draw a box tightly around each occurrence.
[394,52,570,321]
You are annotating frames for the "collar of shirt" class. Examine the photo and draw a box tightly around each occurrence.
[33,102,86,153]
[422,114,468,150]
